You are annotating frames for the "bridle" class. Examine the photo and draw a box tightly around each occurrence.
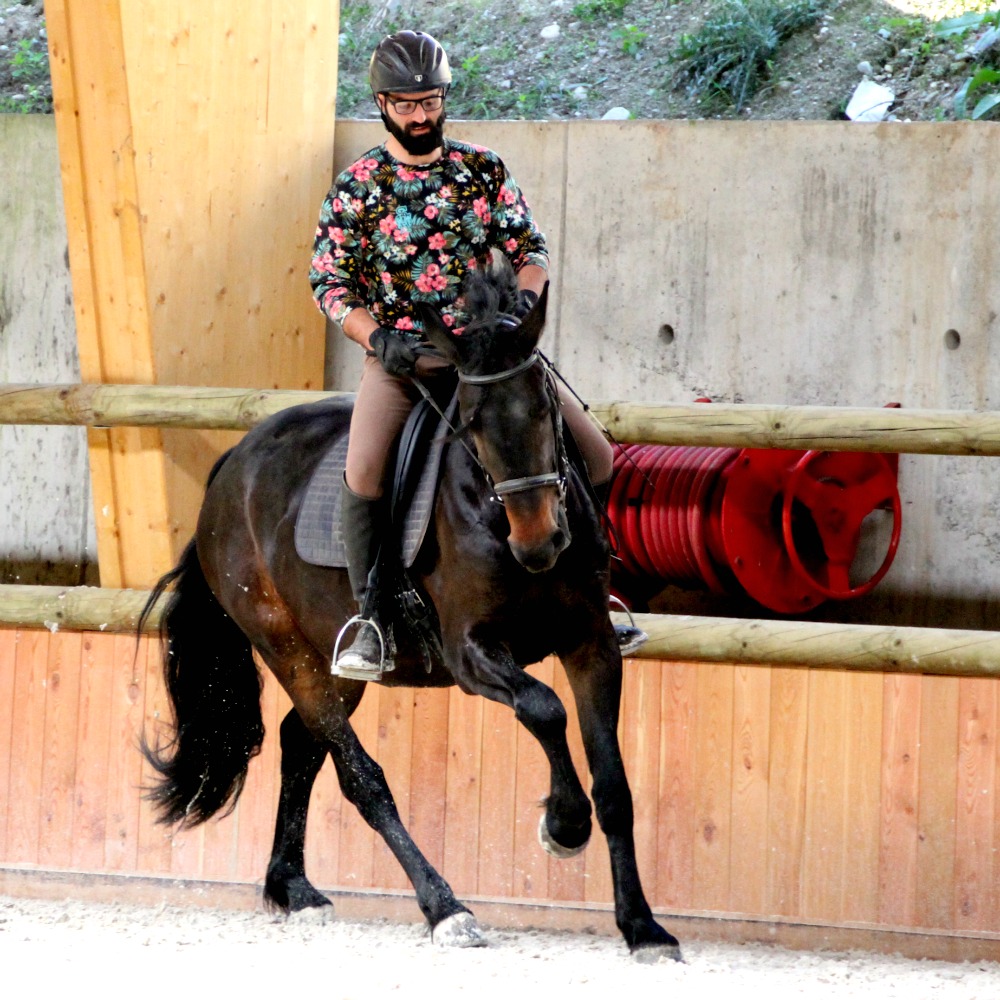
[412,325,569,507]
[457,347,569,504]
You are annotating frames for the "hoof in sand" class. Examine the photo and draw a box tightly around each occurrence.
[432,912,487,948]
[286,903,336,925]
[633,942,684,964]
[538,814,588,859]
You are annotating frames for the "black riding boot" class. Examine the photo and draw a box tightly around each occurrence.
[594,478,649,657]
[334,478,393,680]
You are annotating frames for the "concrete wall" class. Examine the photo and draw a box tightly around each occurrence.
[0,115,96,585]
[327,120,1000,630]
[3,114,999,625]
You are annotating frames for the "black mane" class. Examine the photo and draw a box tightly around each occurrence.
[457,254,520,370]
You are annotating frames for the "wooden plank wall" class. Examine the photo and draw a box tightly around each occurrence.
[2,626,998,941]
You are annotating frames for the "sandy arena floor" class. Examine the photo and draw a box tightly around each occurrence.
[2,894,998,999]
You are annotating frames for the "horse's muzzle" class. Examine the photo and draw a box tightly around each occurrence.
[506,498,571,573]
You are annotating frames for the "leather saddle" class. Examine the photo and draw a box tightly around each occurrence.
[293,391,458,572]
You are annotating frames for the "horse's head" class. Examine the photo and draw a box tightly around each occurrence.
[420,258,571,573]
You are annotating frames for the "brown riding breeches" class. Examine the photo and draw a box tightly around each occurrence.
[344,353,614,499]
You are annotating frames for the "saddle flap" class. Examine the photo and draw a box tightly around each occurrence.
[293,432,350,567]
[395,394,457,566]
[293,395,455,569]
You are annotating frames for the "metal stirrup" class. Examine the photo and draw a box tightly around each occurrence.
[332,614,387,673]
[609,594,641,630]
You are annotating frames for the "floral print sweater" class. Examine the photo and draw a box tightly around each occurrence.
[310,138,548,343]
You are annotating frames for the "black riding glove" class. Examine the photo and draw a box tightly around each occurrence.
[512,288,539,318]
[368,327,417,379]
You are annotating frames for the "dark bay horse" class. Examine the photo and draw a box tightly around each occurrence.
[140,258,680,960]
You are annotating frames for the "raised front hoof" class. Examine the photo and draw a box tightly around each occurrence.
[431,911,487,948]
[538,813,590,859]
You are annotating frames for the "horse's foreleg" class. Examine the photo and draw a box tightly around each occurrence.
[264,708,337,913]
[321,700,483,943]
[453,635,593,855]
[562,640,682,961]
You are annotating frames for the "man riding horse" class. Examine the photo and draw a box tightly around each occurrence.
[310,30,646,678]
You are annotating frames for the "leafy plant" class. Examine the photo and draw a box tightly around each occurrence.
[672,0,828,110]
[572,0,630,21]
[954,66,1000,118]
[934,8,999,41]
[881,15,927,43]
[1,32,53,113]
[935,8,1000,120]
[614,24,649,55]
[448,54,500,117]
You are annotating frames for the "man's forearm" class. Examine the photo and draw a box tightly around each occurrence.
[516,263,548,298]
[341,307,380,351]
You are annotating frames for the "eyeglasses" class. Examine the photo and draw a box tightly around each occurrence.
[384,94,445,115]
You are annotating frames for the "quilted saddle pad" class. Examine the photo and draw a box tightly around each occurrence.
[293,407,451,570]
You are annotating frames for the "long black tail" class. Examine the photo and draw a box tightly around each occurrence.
[138,525,264,828]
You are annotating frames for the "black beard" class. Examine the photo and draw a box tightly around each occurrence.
[381,109,447,156]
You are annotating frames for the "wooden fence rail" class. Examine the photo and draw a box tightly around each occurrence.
[1,583,997,679]
[1,382,998,674]
[3,382,1000,454]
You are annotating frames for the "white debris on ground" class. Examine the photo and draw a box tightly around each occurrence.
[1,895,998,999]
[845,79,896,121]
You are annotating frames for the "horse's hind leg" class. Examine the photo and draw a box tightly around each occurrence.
[260,643,483,945]
[562,641,681,961]
[264,708,340,913]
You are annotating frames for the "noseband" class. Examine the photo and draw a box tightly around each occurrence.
[457,340,568,505]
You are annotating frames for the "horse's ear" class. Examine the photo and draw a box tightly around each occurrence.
[417,304,462,366]
[516,280,549,350]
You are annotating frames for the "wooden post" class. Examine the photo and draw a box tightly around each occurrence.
[46,2,340,585]
[46,1,171,588]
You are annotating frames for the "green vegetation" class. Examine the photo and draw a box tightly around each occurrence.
[614,24,649,55]
[953,65,1000,117]
[571,0,631,20]
[936,8,1000,119]
[672,0,828,110]
[0,31,52,113]
[3,1,1000,122]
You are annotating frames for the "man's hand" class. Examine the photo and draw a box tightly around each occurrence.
[368,327,418,379]
[512,288,539,318]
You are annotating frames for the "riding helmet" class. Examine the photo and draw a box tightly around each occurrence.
[368,30,452,95]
